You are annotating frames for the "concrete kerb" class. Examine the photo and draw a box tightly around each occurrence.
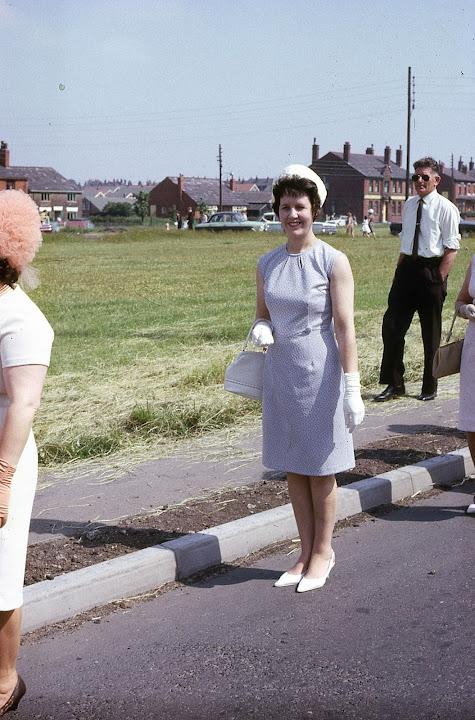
[23,448,474,633]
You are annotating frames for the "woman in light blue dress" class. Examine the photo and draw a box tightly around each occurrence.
[252,165,364,592]
[455,254,475,514]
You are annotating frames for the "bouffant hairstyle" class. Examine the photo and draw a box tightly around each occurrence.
[0,190,42,285]
[414,157,440,175]
[272,176,321,220]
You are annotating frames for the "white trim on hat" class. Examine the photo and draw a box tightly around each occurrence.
[278,164,327,206]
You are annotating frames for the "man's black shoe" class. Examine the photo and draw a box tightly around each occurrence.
[417,391,437,401]
[374,384,405,402]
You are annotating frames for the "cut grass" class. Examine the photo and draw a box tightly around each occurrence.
[30,226,475,467]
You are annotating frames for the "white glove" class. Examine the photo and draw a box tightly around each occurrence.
[343,372,365,433]
[251,319,274,346]
[456,302,475,321]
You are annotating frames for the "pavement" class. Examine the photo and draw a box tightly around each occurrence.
[30,377,461,544]
[19,481,475,720]
[23,375,474,632]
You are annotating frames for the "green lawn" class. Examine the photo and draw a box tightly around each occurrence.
[30,226,475,467]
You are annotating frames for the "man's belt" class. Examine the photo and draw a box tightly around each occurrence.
[402,254,442,266]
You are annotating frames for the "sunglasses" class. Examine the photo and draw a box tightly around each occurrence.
[412,173,432,182]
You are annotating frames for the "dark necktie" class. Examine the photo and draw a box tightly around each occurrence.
[412,198,423,257]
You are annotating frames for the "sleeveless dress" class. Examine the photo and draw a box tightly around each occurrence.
[458,255,475,431]
[0,287,53,610]
[257,241,354,476]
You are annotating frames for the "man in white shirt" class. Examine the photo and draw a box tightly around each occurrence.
[375,157,460,402]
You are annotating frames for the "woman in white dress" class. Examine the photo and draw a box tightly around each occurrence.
[0,190,53,715]
[455,255,475,515]
[252,165,364,593]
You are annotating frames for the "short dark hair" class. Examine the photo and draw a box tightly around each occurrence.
[414,157,440,175]
[272,176,321,220]
[0,259,19,287]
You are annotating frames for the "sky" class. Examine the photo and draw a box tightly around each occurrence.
[1,0,474,185]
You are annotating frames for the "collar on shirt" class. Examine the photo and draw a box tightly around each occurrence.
[417,189,438,206]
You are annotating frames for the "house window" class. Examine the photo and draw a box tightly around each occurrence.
[67,193,76,201]
[6,181,15,189]
[67,212,75,220]
[383,181,389,194]
[374,201,379,214]
[41,193,50,200]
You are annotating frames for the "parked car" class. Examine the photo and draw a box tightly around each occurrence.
[40,222,53,233]
[390,219,475,236]
[335,214,348,227]
[195,212,266,232]
[262,212,337,235]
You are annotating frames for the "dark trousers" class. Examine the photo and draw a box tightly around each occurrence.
[379,256,447,393]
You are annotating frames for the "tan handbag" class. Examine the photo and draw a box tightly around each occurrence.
[432,311,464,379]
[224,325,266,401]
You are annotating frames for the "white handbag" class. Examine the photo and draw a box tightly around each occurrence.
[224,326,266,401]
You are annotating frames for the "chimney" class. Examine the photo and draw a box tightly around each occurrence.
[396,145,403,167]
[469,157,474,172]
[229,174,236,191]
[384,145,391,165]
[458,156,463,171]
[312,138,319,164]
[463,164,468,174]
[0,141,10,168]
[365,144,374,155]
[343,141,350,162]
[177,174,184,203]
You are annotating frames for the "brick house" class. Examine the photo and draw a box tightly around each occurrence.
[148,175,272,219]
[310,140,408,223]
[439,157,475,216]
[0,141,82,220]
[82,183,155,216]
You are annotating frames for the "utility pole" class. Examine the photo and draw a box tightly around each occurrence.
[405,66,413,200]
[217,144,223,211]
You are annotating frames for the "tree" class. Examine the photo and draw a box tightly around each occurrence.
[133,191,150,223]
[102,202,132,217]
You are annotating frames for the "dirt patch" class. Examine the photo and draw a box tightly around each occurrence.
[25,429,469,586]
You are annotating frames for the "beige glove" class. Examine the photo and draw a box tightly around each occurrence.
[343,372,365,433]
[251,319,274,346]
[0,458,16,529]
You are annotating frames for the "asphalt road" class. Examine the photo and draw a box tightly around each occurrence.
[18,482,474,720]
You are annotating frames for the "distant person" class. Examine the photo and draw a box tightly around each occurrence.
[455,255,475,514]
[0,190,54,716]
[346,212,355,239]
[176,212,183,230]
[375,157,460,403]
[252,164,364,593]
[200,211,208,224]
[187,208,194,230]
[361,216,370,237]
[368,208,376,237]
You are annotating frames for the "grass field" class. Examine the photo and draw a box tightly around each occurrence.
[30,225,475,468]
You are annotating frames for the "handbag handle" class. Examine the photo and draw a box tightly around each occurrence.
[445,310,458,343]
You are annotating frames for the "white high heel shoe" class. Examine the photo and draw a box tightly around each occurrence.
[296,551,335,593]
[274,571,303,587]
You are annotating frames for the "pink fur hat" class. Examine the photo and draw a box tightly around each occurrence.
[0,189,42,271]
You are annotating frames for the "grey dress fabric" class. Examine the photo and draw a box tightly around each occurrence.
[458,254,475,431]
[257,240,354,476]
